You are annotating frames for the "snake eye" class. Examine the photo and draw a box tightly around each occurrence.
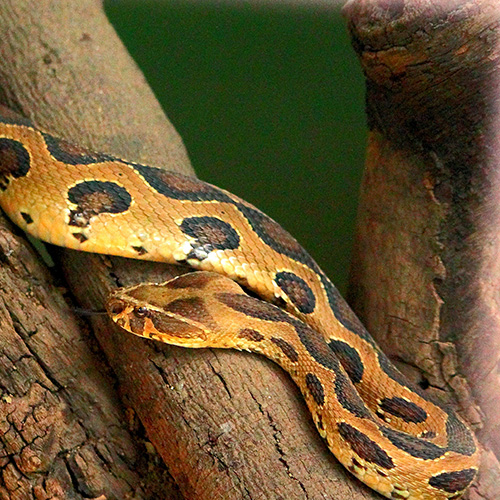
[134,306,149,318]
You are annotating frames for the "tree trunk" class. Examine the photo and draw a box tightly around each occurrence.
[344,0,500,498]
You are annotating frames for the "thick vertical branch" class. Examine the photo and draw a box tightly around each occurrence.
[0,1,377,499]
[344,1,500,498]
[0,1,186,498]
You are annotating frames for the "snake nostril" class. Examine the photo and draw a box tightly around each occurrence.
[108,299,126,316]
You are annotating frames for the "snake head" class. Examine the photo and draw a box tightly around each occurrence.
[106,277,214,347]
[106,295,151,334]
[106,296,134,324]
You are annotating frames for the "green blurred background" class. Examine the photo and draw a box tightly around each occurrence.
[104,0,366,292]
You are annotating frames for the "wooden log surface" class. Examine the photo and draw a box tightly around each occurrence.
[344,0,500,498]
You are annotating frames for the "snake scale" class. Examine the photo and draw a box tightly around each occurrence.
[0,105,479,499]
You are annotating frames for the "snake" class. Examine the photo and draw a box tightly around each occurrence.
[0,105,479,499]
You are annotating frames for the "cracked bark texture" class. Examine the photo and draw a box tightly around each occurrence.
[344,1,500,498]
[0,1,378,499]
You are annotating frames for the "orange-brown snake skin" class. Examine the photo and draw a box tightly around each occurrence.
[0,106,479,499]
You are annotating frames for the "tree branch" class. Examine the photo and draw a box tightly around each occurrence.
[344,1,500,498]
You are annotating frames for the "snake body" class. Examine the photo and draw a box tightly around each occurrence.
[0,106,479,499]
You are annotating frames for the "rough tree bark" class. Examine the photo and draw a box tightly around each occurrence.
[0,1,493,500]
[344,1,500,499]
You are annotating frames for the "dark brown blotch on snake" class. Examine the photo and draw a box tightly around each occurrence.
[20,211,33,224]
[132,245,148,255]
[218,292,292,324]
[133,165,234,203]
[164,296,213,326]
[67,180,132,227]
[328,339,364,384]
[428,469,477,494]
[43,132,114,165]
[378,396,427,424]
[271,336,299,362]
[334,369,372,419]
[338,422,395,470]
[445,411,477,456]
[237,203,317,269]
[0,138,31,190]
[146,312,204,339]
[180,216,240,261]
[381,426,444,460]
[305,372,325,406]
[274,271,316,314]
[238,328,264,342]
[166,272,214,290]
[72,232,89,243]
